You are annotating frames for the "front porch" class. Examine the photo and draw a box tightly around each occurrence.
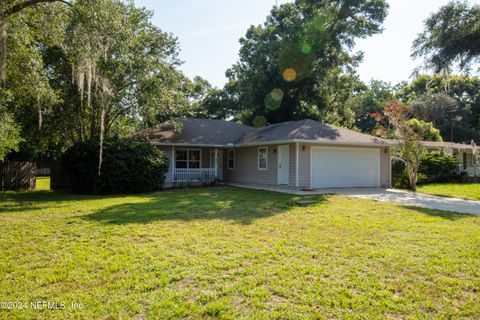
[168,147,224,184]
[455,149,479,177]
[457,165,479,177]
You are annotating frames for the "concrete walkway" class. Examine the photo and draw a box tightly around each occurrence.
[229,183,480,215]
[344,188,480,215]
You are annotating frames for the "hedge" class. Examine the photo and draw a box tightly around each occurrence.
[392,150,459,189]
[62,137,169,194]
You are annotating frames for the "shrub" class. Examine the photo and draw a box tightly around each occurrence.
[62,137,169,194]
[418,150,459,184]
[392,150,459,188]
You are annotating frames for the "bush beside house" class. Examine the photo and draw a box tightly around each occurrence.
[392,150,459,189]
[62,137,169,194]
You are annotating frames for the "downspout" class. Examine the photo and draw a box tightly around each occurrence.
[388,148,392,188]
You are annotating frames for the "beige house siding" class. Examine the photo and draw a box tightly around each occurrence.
[298,143,311,188]
[379,147,391,187]
[224,145,278,185]
[160,143,392,189]
[288,143,296,188]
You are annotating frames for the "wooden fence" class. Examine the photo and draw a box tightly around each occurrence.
[0,161,36,190]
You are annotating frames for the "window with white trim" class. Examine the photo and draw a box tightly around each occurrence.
[228,149,235,169]
[175,149,201,169]
[258,147,268,170]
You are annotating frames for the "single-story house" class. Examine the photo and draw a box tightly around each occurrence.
[141,118,396,189]
[421,141,479,177]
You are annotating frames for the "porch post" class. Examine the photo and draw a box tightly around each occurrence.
[295,142,299,188]
[214,147,218,179]
[172,145,175,182]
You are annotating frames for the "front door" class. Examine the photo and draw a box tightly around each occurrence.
[277,145,289,185]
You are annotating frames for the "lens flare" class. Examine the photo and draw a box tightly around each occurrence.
[271,88,284,101]
[264,88,284,110]
[252,115,267,128]
[283,68,297,82]
[301,43,312,54]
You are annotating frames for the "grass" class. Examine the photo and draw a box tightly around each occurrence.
[0,178,479,319]
[417,183,480,201]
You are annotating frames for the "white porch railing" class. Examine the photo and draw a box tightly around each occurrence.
[174,168,216,183]
[457,165,479,177]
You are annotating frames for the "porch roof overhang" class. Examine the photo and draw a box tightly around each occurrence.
[150,142,227,148]
[421,141,474,151]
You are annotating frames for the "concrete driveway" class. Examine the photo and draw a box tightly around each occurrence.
[335,188,480,215]
[229,183,480,215]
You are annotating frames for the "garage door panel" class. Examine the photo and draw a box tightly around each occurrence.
[311,147,380,188]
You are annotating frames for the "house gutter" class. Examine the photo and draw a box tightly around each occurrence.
[151,139,397,148]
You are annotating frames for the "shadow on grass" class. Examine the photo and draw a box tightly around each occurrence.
[83,186,329,225]
[400,205,478,221]
[0,189,123,214]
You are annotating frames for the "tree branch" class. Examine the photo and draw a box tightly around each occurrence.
[1,0,72,19]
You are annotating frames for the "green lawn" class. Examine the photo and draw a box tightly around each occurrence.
[1,182,479,319]
[417,183,480,201]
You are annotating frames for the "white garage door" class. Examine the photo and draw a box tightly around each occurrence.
[311,147,380,188]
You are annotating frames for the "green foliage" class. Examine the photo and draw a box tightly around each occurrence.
[219,0,388,125]
[199,87,239,120]
[412,1,480,72]
[398,74,480,142]
[347,80,395,133]
[419,150,458,184]
[407,118,443,142]
[391,158,410,189]
[0,90,21,160]
[384,102,424,191]
[62,137,169,194]
[393,151,459,188]
[2,0,205,160]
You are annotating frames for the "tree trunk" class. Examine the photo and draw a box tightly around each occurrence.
[409,171,417,192]
[0,16,7,86]
[97,107,105,176]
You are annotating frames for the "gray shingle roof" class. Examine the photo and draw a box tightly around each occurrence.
[140,118,251,146]
[235,119,391,146]
[420,141,474,150]
[140,118,394,146]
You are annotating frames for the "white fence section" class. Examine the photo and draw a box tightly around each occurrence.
[174,168,216,183]
[457,165,479,177]
[466,166,479,177]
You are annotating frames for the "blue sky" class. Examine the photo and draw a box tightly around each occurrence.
[135,0,459,88]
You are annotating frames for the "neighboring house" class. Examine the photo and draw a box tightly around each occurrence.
[421,141,479,177]
[141,118,395,189]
